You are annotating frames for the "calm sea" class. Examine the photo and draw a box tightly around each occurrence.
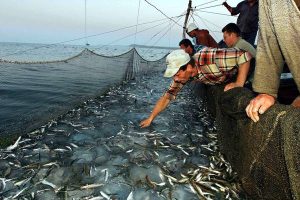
[0,42,245,199]
[0,42,170,137]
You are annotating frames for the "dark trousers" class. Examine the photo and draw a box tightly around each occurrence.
[241,31,258,46]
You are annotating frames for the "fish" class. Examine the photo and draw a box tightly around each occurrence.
[80,183,104,189]
[14,177,32,186]
[100,191,110,200]
[101,169,109,182]
[41,179,57,189]
[43,162,59,167]
[0,178,7,192]
[20,143,37,149]
[12,187,28,199]
[70,143,79,148]
[6,136,21,151]
[126,149,133,153]
[88,196,104,200]
[18,138,32,144]
[53,148,69,152]
[65,146,73,151]
[126,191,134,200]
[153,151,159,157]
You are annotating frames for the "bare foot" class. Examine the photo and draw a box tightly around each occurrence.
[291,96,300,108]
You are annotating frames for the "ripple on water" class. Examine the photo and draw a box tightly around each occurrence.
[0,72,243,199]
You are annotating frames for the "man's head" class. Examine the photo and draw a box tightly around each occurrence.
[186,23,198,37]
[164,49,196,84]
[222,23,241,47]
[179,39,194,55]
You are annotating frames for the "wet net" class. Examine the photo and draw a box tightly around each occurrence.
[0,48,166,139]
[204,85,300,200]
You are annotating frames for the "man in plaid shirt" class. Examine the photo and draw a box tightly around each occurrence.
[140,48,252,128]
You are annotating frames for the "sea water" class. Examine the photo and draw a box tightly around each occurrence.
[0,42,244,199]
[0,42,170,136]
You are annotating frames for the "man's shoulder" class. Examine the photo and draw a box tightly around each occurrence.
[236,38,254,47]
[195,29,209,36]
[238,0,247,6]
[235,38,256,56]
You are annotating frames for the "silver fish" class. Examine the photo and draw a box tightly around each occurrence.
[6,136,21,151]
[80,183,104,189]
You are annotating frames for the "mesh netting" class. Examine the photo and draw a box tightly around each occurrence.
[203,84,300,199]
[0,48,166,138]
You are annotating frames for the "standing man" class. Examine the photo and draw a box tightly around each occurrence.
[186,23,219,48]
[223,0,258,46]
[246,0,300,122]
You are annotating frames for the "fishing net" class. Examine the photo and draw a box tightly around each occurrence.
[0,48,166,138]
[203,84,300,199]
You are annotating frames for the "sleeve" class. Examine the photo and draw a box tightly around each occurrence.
[231,1,242,15]
[163,80,185,100]
[252,0,284,98]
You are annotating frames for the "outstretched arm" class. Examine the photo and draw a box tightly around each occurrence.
[139,95,171,128]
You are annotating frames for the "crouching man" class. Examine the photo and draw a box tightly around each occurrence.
[140,48,252,128]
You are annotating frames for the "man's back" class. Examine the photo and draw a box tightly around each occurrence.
[235,38,256,58]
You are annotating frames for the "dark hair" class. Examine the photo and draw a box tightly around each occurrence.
[179,39,194,48]
[222,23,241,36]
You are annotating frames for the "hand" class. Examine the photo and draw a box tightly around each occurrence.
[139,118,153,128]
[224,82,243,92]
[245,94,276,122]
[291,95,300,108]
[222,1,228,6]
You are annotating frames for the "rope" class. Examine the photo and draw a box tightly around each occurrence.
[194,0,219,8]
[144,0,182,27]
[195,10,234,17]
[134,0,142,46]
[192,14,218,40]
[144,14,184,54]
[93,20,171,51]
[142,11,186,46]
[194,4,223,10]
[193,12,223,30]
[0,16,182,59]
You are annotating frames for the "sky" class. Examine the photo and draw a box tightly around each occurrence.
[0,0,239,47]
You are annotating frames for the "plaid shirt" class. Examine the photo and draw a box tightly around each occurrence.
[164,47,252,100]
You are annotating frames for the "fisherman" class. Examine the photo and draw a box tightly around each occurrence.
[222,23,256,58]
[222,23,256,80]
[140,48,252,128]
[222,0,258,46]
[186,23,218,48]
[178,39,199,56]
[246,0,300,122]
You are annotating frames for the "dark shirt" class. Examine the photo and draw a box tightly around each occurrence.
[232,0,258,33]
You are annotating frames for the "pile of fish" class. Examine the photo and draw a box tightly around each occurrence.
[0,72,244,199]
